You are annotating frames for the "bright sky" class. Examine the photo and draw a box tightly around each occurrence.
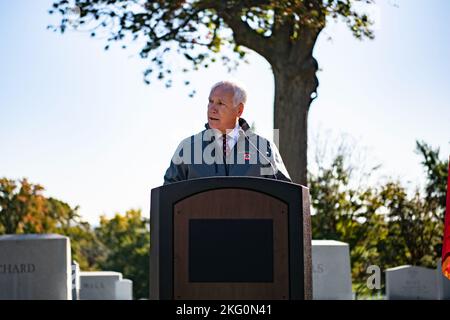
[0,0,449,225]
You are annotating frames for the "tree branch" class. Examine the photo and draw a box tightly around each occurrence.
[215,4,275,58]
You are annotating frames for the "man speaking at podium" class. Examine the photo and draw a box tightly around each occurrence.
[163,80,291,185]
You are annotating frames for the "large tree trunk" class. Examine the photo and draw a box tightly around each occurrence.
[271,54,318,186]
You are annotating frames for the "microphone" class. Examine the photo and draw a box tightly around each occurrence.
[239,128,278,180]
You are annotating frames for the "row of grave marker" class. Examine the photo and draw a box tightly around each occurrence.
[1,234,449,299]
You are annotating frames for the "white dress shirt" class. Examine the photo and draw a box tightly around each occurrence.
[214,122,240,154]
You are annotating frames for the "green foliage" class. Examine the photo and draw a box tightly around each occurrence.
[59,221,107,271]
[415,140,449,211]
[95,209,150,300]
[379,182,442,268]
[309,140,448,297]
[0,178,46,234]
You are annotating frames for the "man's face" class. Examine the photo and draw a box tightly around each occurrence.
[207,85,243,133]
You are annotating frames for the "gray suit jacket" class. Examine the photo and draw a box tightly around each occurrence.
[163,119,291,185]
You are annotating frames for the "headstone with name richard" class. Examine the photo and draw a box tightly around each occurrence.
[79,271,123,300]
[115,279,133,300]
[385,265,438,300]
[311,240,353,300]
[0,234,72,300]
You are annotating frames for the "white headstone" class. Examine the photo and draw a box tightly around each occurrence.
[79,271,122,300]
[312,240,353,300]
[385,265,438,300]
[0,234,72,300]
[115,279,133,300]
[437,259,450,300]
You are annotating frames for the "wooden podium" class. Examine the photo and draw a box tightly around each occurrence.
[149,177,312,300]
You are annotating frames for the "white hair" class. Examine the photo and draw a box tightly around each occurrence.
[210,80,247,107]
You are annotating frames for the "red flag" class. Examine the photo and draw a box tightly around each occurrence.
[442,157,450,279]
